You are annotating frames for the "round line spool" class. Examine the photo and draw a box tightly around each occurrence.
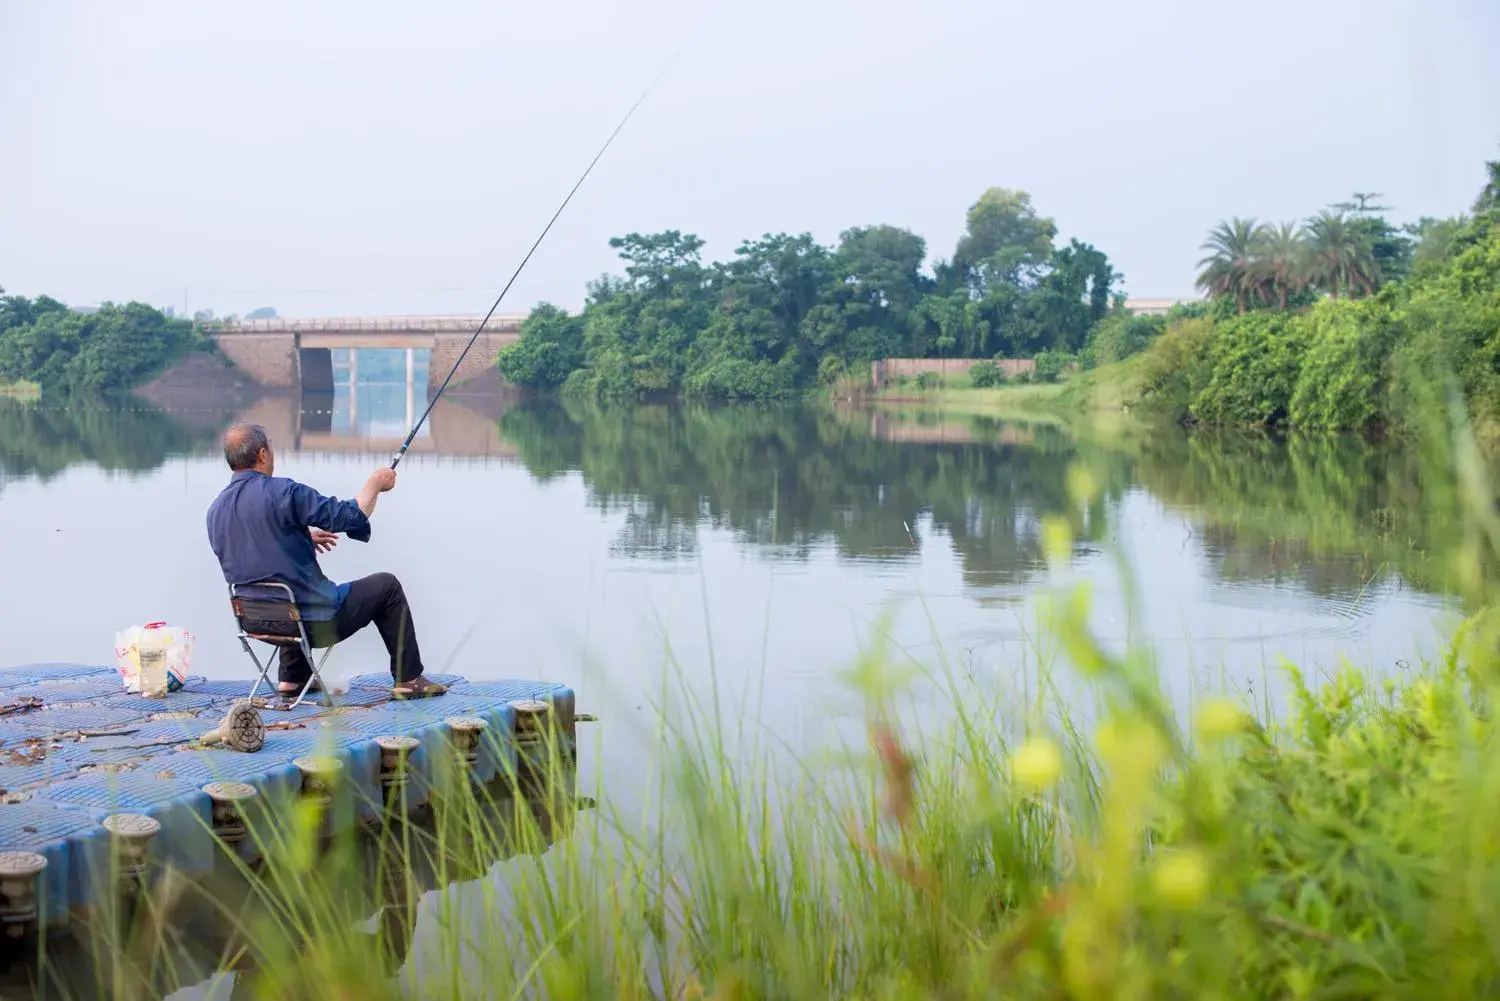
[198,701,266,753]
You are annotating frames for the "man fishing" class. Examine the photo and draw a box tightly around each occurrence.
[206,422,447,699]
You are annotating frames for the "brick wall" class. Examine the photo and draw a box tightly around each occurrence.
[211,334,300,389]
[870,357,1035,387]
[428,331,520,391]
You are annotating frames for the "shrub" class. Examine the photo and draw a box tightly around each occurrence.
[1288,298,1395,429]
[915,371,943,390]
[968,360,1004,388]
[1191,312,1312,425]
[1032,350,1074,384]
[817,354,849,387]
[1087,312,1165,367]
[1137,316,1216,422]
[683,357,797,399]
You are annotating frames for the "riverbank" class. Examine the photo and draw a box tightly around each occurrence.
[0,380,39,401]
[866,354,1147,425]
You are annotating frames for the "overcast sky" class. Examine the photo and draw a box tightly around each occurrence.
[2,0,1497,319]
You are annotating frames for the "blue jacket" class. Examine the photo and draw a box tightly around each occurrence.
[207,470,371,620]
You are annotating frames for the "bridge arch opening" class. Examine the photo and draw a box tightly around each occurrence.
[326,347,433,438]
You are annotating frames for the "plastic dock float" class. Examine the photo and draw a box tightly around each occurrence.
[0,663,576,938]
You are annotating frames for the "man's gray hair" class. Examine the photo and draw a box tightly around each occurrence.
[223,423,270,471]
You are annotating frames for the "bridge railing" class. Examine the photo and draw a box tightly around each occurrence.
[207,315,527,334]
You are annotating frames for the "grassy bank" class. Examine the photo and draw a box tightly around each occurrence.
[57,568,1500,1000]
[867,354,1147,426]
[0,379,40,401]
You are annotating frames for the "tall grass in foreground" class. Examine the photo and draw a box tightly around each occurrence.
[25,390,1500,999]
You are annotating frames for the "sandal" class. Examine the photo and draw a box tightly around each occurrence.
[278,678,323,696]
[392,675,447,700]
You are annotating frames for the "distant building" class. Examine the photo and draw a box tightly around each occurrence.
[1123,297,1192,317]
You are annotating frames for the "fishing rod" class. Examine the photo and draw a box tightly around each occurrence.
[389,69,667,470]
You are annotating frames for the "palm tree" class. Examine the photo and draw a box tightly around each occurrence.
[1254,221,1307,310]
[1196,217,1263,314]
[1305,211,1378,300]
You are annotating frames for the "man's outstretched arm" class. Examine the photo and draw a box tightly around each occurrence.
[355,468,397,519]
[284,487,363,543]
[282,468,396,544]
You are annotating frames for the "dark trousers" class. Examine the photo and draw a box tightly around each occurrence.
[249,572,425,686]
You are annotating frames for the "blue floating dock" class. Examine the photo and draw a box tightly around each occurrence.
[0,663,575,929]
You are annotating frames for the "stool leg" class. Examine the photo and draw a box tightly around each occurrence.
[242,636,274,704]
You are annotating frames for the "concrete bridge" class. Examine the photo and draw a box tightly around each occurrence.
[206,315,528,393]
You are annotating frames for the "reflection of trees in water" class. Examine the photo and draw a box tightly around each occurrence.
[609,504,701,560]
[501,400,1473,604]
[1128,429,1465,598]
[1195,523,1387,607]
[499,399,1115,585]
[0,391,1471,605]
[0,400,218,483]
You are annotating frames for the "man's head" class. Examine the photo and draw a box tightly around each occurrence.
[223,422,274,475]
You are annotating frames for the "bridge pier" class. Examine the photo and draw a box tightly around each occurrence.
[212,334,300,389]
[428,332,514,395]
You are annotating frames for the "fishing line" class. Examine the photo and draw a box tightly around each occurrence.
[390,63,672,470]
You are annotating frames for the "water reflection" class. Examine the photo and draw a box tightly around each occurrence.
[496,400,1107,590]
[0,392,1459,852]
[326,347,433,440]
[0,391,1478,610]
[0,402,221,484]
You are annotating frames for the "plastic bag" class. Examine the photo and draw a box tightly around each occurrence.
[114,621,193,694]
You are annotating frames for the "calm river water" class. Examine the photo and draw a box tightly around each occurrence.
[0,381,1460,779]
[0,375,1466,995]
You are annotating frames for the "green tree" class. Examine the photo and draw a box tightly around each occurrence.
[1253,221,1308,310]
[1305,210,1378,300]
[0,298,202,396]
[1331,193,1414,287]
[1007,240,1118,354]
[801,225,928,367]
[1473,154,1500,216]
[682,233,833,398]
[1196,218,1263,313]
[496,302,586,389]
[575,231,716,396]
[1406,216,1469,271]
[954,187,1057,293]
[911,292,992,359]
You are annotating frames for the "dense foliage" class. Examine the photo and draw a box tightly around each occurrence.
[499,189,1126,399]
[1137,159,1500,430]
[0,288,209,396]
